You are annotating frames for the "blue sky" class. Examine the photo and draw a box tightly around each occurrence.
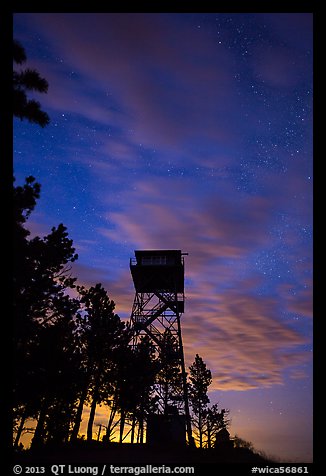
[14,12,313,461]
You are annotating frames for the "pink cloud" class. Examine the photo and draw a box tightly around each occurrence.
[24,59,123,127]
[71,261,134,319]
[72,255,308,392]
[181,277,308,391]
[92,176,311,390]
[19,13,241,154]
[99,177,275,263]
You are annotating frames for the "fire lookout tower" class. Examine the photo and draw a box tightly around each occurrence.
[129,250,193,446]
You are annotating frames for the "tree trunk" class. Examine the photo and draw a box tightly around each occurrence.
[137,422,140,443]
[106,398,118,441]
[31,402,47,449]
[199,412,202,449]
[137,414,144,443]
[70,387,87,442]
[139,414,144,443]
[14,409,27,449]
[119,409,125,443]
[130,414,136,444]
[207,420,211,449]
[87,386,98,442]
[163,382,169,414]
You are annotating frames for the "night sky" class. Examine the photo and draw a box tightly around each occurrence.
[13,13,313,462]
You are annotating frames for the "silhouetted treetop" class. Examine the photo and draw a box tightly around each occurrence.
[13,40,27,64]
[13,39,50,127]
[14,176,40,228]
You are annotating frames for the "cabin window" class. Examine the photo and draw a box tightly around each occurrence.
[141,255,167,265]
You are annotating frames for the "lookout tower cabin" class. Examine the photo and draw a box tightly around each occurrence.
[130,249,185,297]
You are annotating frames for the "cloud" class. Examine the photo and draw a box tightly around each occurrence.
[72,253,309,391]
[23,166,311,391]
[99,174,280,261]
[71,261,134,319]
[14,12,312,393]
[22,58,124,128]
[15,12,312,183]
[183,281,308,390]
[16,13,242,156]
[92,174,311,390]
[276,282,313,320]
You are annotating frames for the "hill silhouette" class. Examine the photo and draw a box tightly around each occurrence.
[14,440,272,465]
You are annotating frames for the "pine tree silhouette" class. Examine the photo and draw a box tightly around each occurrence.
[13,39,50,127]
